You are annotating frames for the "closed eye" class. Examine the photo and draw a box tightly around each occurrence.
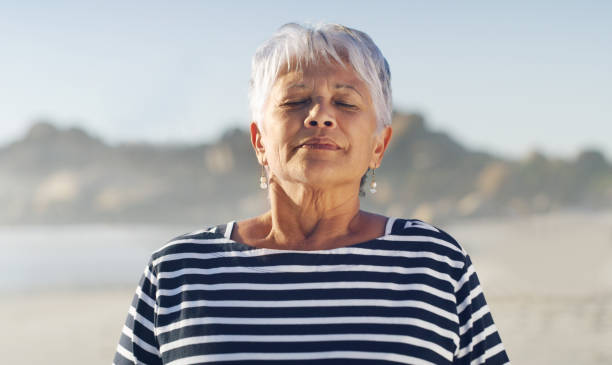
[281,99,309,107]
[335,101,357,108]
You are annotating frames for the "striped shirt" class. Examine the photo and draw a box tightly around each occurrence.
[114,217,509,364]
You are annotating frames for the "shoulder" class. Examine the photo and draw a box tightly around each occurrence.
[385,217,467,257]
[170,223,230,241]
[150,222,231,261]
[380,217,472,289]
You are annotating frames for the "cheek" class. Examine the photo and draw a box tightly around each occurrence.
[344,137,373,170]
[259,133,294,171]
[348,124,377,152]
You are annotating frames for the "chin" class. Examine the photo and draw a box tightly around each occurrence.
[295,165,354,189]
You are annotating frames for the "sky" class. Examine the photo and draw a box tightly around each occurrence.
[1,1,611,159]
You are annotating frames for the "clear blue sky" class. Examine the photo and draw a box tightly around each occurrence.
[1,1,611,159]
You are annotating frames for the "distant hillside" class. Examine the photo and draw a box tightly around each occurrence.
[1,113,611,225]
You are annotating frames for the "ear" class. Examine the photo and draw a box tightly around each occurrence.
[250,121,266,165]
[370,126,393,169]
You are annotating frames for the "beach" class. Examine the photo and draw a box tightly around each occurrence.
[1,211,611,364]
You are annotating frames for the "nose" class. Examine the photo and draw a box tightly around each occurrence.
[306,120,334,127]
[304,103,336,129]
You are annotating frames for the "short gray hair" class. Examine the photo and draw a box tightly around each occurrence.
[249,22,392,130]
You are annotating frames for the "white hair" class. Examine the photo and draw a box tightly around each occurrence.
[249,22,392,130]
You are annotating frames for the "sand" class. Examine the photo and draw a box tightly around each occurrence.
[446,210,612,364]
[2,210,611,364]
[0,288,132,364]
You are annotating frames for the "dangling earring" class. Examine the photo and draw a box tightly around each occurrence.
[259,165,268,189]
[369,168,377,194]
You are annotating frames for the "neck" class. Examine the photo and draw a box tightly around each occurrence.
[263,179,363,249]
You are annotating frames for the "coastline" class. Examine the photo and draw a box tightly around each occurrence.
[2,210,611,364]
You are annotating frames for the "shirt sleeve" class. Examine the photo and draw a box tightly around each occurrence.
[113,257,163,365]
[453,254,510,364]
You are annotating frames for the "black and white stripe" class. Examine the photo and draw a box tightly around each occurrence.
[114,217,509,364]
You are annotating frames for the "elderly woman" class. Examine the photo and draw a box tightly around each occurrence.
[114,23,509,365]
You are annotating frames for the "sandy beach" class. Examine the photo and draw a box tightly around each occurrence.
[2,210,611,364]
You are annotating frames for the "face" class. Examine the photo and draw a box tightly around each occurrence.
[251,61,392,192]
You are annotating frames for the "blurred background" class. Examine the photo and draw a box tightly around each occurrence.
[1,1,611,364]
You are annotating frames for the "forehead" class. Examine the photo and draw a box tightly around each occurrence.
[273,61,369,94]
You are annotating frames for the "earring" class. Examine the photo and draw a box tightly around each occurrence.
[369,168,377,194]
[259,165,268,189]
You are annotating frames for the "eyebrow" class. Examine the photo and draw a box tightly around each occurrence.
[286,83,307,90]
[334,83,362,97]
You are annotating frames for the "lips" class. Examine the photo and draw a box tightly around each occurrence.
[301,143,340,150]
[298,138,341,150]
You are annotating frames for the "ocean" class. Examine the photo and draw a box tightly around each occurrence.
[0,224,195,292]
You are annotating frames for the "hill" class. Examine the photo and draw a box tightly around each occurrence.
[1,113,610,225]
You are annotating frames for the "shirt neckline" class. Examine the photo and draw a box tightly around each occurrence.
[221,216,397,252]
